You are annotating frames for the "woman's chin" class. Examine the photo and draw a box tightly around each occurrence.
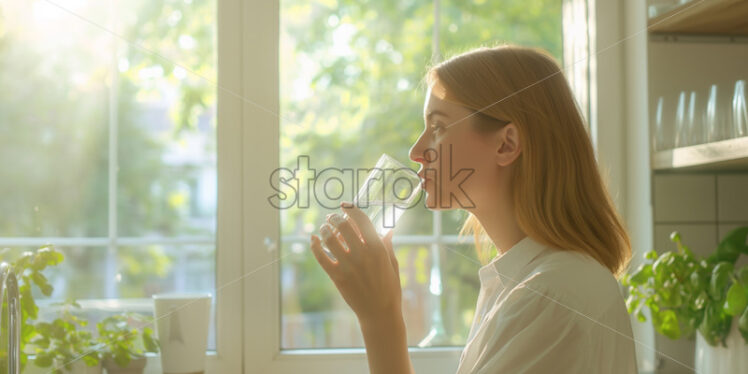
[423,190,450,211]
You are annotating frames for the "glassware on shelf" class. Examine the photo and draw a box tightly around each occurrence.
[652,95,674,151]
[647,0,687,19]
[733,80,747,139]
[686,90,702,146]
[705,84,723,143]
[674,91,688,147]
[653,96,664,151]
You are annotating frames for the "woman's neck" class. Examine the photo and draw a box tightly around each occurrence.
[469,197,526,256]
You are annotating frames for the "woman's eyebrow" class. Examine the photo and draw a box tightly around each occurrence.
[424,110,449,122]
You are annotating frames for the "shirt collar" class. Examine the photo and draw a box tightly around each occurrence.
[478,235,549,288]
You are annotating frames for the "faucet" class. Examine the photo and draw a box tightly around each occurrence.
[1,262,21,374]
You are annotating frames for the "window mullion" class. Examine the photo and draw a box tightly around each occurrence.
[106,0,120,299]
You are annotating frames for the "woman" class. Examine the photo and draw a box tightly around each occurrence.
[309,44,637,374]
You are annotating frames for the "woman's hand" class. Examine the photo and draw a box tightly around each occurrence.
[310,201,402,323]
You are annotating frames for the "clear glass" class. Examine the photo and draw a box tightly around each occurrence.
[705,83,733,142]
[349,154,423,236]
[706,85,720,142]
[686,90,702,145]
[733,80,747,138]
[674,91,688,148]
[653,96,674,151]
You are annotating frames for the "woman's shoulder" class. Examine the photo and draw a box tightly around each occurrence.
[515,247,625,318]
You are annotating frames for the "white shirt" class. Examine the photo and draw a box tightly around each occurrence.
[455,235,637,374]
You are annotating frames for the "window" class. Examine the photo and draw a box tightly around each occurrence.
[269,0,562,369]
[1,0,571,372]
[0,0,240,372]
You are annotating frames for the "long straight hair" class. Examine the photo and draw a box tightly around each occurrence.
[424,44,632,278]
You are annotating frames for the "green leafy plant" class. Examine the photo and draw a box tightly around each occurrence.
[30,301,102,374]
[1,246,65,372]
[622,226,748,347]
[1,246,160,373]
[96,313,159,369]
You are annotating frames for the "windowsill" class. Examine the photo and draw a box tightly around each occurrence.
[276,346,463,360]
[21,347,462,373]
[22,351,218,374]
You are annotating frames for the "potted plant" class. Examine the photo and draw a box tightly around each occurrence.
[1,246,160,374]
[0,246,65,372]
[31,301,103,374]
[96,313,159,374]
[622,226,748,373]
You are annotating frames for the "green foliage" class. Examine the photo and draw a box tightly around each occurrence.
[96,313,160,368]
[622,226,748,347]
[1,246,65,372]
[1,247,160,373]
[30,301,101,374]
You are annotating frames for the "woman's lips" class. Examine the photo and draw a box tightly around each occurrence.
[416,169,432,181]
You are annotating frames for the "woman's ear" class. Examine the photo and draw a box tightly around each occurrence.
[495,123,521,167]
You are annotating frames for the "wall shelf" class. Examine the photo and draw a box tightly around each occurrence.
[649,0,748,36]
[652,136,748,171]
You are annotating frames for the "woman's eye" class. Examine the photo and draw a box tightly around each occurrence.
[430,123,445,133]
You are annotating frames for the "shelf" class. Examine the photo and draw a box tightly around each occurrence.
[649,0,748,36]
[652,136,748,171]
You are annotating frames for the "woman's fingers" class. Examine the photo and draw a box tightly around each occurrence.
[320,223,348,264]
[310,234,336,275]
[328,213,364,259]
[341,202,383,250]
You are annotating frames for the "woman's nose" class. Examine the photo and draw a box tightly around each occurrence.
[409,132,428,164]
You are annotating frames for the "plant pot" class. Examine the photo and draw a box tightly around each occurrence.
[68,361,103,374]
[102,357,147,374]
[695,317,748,374]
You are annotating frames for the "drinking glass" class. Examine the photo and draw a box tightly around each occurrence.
[674,91,688,147]
[686,90,702,145]
[653,96,664,151]
[705,83,734,142]
[348,153,422,236]
[653,96,674,151]
[705,84,722,142]
[733,80,747,138]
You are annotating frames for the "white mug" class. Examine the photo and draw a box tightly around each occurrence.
[153,293,212,374]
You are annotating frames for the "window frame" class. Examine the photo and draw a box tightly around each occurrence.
[4,0,241,372]
[241,0,473,372]
[242,0,587,373]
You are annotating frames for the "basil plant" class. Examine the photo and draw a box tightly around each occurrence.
[622,226,748,347]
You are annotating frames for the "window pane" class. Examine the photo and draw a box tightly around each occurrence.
[279,0,434,349]
[0,0,217,239]
[0,0,218,353]
[115,2,217,238]
[440,0,563,61]
[281,242,481,348]
[0,1,111,237]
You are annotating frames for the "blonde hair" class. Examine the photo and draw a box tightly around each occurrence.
[423,44,631,279]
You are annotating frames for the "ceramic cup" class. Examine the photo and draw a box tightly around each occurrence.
[153,293,212,374]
